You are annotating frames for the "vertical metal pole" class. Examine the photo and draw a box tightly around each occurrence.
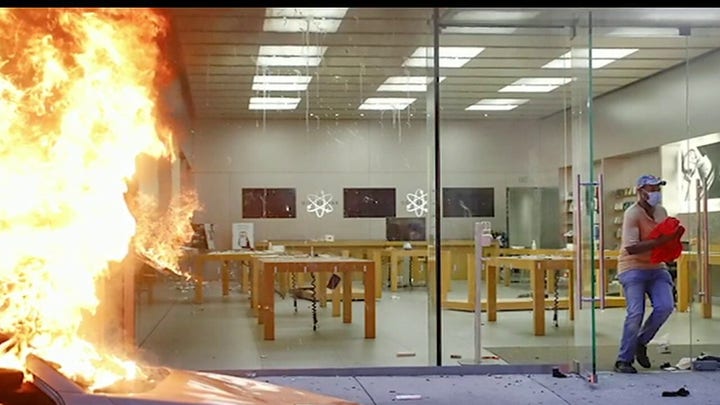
[696,179,704,298]
[575,174,583,310]
[473,223,484,364]
[702,176,710,308]
[432,7,442,366]
[598,174,606,309]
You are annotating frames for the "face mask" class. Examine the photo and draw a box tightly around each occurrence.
[646,191,662,207]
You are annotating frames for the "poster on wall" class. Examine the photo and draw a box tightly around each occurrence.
[232,222,255,250]
[661,132,720,214]
[204,223,216,250]
[189,223,216,250]
[442,187,494,217]
[242,188,296,218]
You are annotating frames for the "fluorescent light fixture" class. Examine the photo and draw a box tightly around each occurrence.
[264,8,348,33]
[252,75,312,91]
[358,97,416,111]
[402,47,485,68]
[451,10,540,21]
[597,27,680,38]
[256,45,327,67]
[266,8,348,19]
[442,26,518,35]
[498,77,572,93]
[542,48,639,69]
[377,76,447,92]
[466,98,529,111]
[249,96,301,110]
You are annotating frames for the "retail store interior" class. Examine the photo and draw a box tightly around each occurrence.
[122,7,720,403]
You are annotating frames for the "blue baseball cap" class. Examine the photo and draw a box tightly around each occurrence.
[636,174,666,188]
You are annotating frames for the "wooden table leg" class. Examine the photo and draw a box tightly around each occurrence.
[364,264,376,339]
[443,250,452,293]
[221,261,230,296]
[371,250,383,299]
[240,260,249,294]
[412,257,426,284]
[532,265,545,336]
[343,270,352,324]
[318,272,328,308]
[487,263,497,322]
[441,252,451,301]
[262,265,276,340]
[703,262,712,319]
[427,258,436,307]
[390,253,399,292]
[194,256,204,304]
[569,268,575,321]
[251,259,260,316]
[277,272,288,298]
[332,273,341,317]
[467,253,476,309]
[677,255,690,312]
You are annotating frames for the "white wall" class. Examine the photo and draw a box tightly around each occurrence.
[185,118,558,249]
[542,49,720,161]
[183,49,720,250]
[539,49,720,248]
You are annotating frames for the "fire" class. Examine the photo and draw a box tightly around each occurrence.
[0,8,190,391]
[131,190,200,276]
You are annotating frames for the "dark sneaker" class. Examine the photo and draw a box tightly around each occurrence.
[636,343,651,369]
[614,360,638,373]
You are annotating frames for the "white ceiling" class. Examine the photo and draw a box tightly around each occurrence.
[168,8,720,121]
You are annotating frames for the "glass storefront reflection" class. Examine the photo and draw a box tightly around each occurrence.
[124,8,720,380]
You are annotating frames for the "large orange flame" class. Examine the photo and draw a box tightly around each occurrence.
[0,8,188,391]
[131,190,200,276]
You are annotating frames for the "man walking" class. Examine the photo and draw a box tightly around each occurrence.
[614,175,682,373]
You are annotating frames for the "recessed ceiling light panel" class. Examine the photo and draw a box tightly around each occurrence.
[466,98,529,111]
[542,48,638,69]
[252,75,313,91]
[402,47,485,68]
[249,96,301,110]
[358,97,416,111]
[498,77,572,93]
[377,76,447,92]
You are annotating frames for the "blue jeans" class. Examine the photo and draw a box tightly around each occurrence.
[616,269,675,363]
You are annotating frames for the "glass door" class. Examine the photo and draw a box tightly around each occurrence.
[681,25,720,366]
[567,9,599,382]
[435,8,589,368]
[581,7,720,379]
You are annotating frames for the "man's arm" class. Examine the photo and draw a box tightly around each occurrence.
[625,236,674,255]
[623,208,678,255]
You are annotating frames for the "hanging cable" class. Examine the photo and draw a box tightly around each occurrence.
[310,272,318,331]
[291,272,298,313]
[553,270,561,327]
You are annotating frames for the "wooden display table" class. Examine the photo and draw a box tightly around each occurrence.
[193,250,279,304]
[256,256,376,341]
[676,251,717,318]
[484,254,621,336]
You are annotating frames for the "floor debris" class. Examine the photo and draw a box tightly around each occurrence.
[552,367,568,378]
[395,394,423,400]
[661,387,690,397]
